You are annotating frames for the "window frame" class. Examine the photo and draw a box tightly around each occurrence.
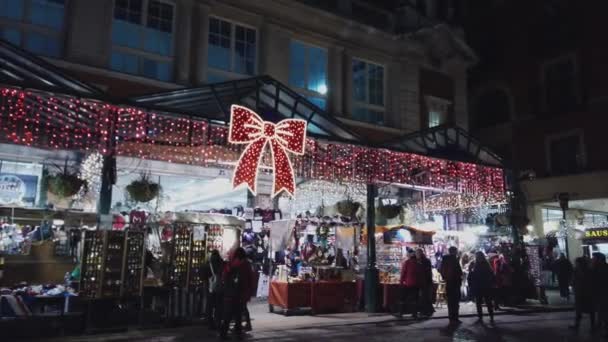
[351,57,386,124]
[288,39,328,107]
[110,0,176,81]
[424,95,452,128]
[206,15,258,81]
[545,129,586,176]
[0,0,67,57]
[540,53,580,113]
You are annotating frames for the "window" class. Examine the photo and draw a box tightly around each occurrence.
[543,55,579,114]
[289,40,327,109]
[0,0,65,57]
[547,133,584,176]
[207,17,256,82]
[110,0,174,82]
[425,95,451,128]
[352,59,384,125]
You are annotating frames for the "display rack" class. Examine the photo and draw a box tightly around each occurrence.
[168,224,191,287]
[376,244,403,284]
[79,230,146,299]
[122,231,146,297]
[188,226,207,288]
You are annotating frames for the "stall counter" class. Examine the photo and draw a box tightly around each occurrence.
[268,280,357,315]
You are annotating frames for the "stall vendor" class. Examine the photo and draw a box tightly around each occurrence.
[301,235,317,262]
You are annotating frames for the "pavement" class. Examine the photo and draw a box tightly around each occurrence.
[16,290,576,342]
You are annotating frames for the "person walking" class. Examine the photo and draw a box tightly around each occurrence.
[591,253,608,335]
[400,249,420,318]
[206,250,224,330]
[220,248,254,340]
[492,253,513,310]
[570,256,595,331]
[555,253,573,302]
[416,249,434,317]
[440,246,463,325]
[469,251,495,324]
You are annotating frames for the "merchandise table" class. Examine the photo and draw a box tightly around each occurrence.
[268,281,311,314]
[268,281,357,315]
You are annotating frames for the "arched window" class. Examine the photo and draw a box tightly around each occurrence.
[474,88,512,129]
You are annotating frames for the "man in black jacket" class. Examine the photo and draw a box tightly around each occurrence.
[440,246,463,325]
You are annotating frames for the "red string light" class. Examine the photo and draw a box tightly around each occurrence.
[0,87,506,206]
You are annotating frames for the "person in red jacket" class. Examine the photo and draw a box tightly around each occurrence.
[400,249,420,318]
[220,247,254,339]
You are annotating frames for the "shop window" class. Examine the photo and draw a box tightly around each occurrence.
[425,95,451,128]
[547,133,585,176]
[543,55,579,114]
[0,0,65,58]
[0,160,43,208]
[352,58,385,125]
[207,17,256,81]
[289,40,328,109]
[111,0,175,82]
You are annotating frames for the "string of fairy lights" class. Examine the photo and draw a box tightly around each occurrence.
[0,87,506,208]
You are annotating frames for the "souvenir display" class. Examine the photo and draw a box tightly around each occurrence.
[123,231,145,296]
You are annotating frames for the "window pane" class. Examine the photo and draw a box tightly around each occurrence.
[142,58,172,82]
[114,0,142,24]
[110,51,139,74]
[29,0,65,30]
[289,40,306,89]
[143,27,172,56]
[368,63,384,106]
[207,72,227,84]
[352,60,366,102]
[308,46,327,94]
[25,32,60,57]
[550,135,581,175]
[234,25,255,75]
[353,106,384,125]
[147,0,173,33]
[208,18,232,71]
[0,0,24,20]
[0,27,21,46]
[112,19,143,49]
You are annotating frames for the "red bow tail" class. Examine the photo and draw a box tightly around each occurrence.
[232,138,267,194]
[270,139,296,197]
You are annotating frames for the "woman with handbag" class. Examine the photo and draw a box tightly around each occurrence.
[206,250,224,330]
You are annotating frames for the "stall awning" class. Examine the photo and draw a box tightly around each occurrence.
[130,75,362,143]
[154,212,246,228]
[383,125,504,167]
[0,39,105,98]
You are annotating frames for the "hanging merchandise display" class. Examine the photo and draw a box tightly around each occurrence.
[228,105,307,198]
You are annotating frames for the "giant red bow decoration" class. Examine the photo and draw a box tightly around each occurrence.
[228,105,307,198]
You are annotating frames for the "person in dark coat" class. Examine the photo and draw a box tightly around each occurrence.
[205,250,224,330]
[570,256,595,331]
[440,246,463,325]
[416,248,434,317]
[591,253,608,335]
[555,253,573,301]
[469,251,495,323]
[220,248,254,339]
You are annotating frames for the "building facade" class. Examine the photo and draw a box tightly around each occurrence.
[467,0,608,258]
[0,0,476,142]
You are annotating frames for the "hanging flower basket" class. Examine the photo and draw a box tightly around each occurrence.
[47,173,87,198]
[378,204,402,219]
[336,200,360,218]
[126,177,160,203]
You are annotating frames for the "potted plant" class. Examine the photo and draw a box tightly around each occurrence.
[126,174,160,203]
[46,160,87,198]
[336,199,361,218]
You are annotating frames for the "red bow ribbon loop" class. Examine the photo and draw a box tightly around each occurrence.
[228,105,307,198]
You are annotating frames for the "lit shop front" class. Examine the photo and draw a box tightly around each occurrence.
[582,227,608,257]
[0,46,508,335]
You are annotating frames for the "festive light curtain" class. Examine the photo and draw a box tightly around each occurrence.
[0,87,505,203]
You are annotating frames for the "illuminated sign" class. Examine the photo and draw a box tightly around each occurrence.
[584,228,608,241]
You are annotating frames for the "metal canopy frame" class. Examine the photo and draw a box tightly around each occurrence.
[130,75,362,143]
[0,39,105,98]
[383,125,504,167]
